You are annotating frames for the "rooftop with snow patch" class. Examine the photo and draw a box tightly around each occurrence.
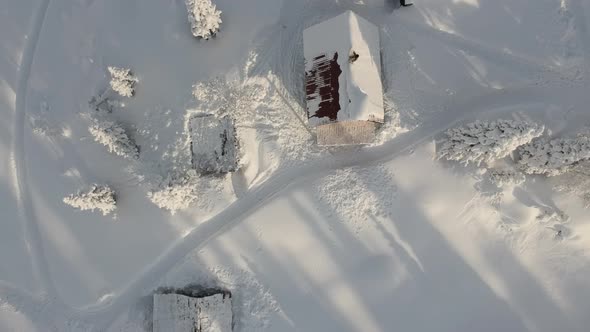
[304,10,384,145]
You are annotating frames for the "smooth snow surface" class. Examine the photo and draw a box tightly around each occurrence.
[2,0,590,331]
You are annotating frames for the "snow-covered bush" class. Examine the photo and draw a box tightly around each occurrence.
[517,135,590,176]
[437,119,544,166]
[185,0,222,39]
[108,66,138,97]
[89,119,139,159]
[148,172,199,215]
[63,185,117,216]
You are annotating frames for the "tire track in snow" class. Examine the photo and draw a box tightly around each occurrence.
[8,2,585,327]
[77,81,586,329]
[0,280,60,328]
[11,0,58,300]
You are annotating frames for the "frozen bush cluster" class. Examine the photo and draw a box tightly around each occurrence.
[63,185,117,216]
[438,120,544,166]
[89,119,139,159]
[108,66,138,97]
[148,172,199,215]
[185,0,222,39]
[517,135,590,176]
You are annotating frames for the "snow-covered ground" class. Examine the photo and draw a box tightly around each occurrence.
[1,0,590,331]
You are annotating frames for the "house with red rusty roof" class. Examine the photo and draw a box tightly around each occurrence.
[304,10,384,146]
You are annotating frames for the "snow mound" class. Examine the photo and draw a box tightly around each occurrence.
[63,184,117,216]
[147,172,200,215]
[438,119,544,166]
[315,166,397,232]
[185,0,222,40]
[88,119,139,159]
[108,66,138,98]
[517,135,590,176]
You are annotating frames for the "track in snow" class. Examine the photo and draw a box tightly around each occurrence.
[5,0,590,329]
[78,81,589,330]
[11,0,59,301]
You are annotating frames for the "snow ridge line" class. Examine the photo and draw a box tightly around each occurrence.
[80,82,576,329]
[12,0,58,299]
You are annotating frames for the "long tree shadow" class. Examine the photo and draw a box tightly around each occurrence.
[357,163,574,331]
[245,171,528,331]
[236,193,385,332]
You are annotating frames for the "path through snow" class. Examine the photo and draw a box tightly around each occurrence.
[2,0,590,330]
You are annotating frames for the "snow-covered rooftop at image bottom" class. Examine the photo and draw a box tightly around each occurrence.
[153,292,232,332]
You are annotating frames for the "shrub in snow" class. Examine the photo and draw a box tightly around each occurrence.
[108,66,138,97]
[89,119,139,159]
[437,119,544,166]
[185,0,222,39]
[63,185,117,216]
[148,173,199,215]
[517,135,590,176]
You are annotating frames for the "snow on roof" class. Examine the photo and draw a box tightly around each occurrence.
[190,115,239,174]
[153,293,232,332]
[304,11,384,128]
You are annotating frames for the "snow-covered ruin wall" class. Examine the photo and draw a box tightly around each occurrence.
[190,115,239,174]
[153,293,232,332]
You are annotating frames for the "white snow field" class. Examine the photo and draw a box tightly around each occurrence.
[1,0,590,331]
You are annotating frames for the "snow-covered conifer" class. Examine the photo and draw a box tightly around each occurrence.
[108,66,138,97]
[185,0,222,39]
[437,119,544,166]
[147,173,199,215]
[63,185,117,216]
[89,119,139,159]
[517,135,590,176]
